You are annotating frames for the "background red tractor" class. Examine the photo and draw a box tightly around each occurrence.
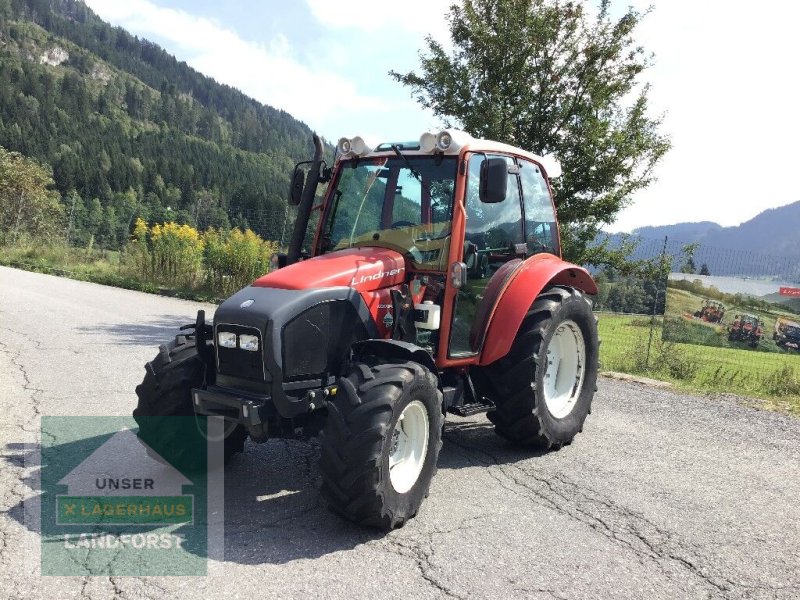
[693,299,725,323]
[134,131,600,529]
[728,313,763,348]
[774,316,800,352]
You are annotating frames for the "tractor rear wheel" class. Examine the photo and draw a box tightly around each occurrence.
[134,334,247,470]
[480,286,599,449]
[319,357,443,529]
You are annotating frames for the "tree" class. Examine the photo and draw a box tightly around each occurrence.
[391,0,670,263]
[699,263,711,276]
[680,242,699,274]
[0,146,64,244]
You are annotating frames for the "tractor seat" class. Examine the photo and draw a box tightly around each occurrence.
[469,258,523,352]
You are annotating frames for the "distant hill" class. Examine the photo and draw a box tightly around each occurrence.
[703,201,800,259]
[0,0,318,247]
[602,201,800,281]
[628,202,800,258]
[632,221,723,241]
[761,291,800,312]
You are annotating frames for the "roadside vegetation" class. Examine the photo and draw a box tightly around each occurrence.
[1,220,279,302]
[598,314,800,413]
[0,145,279,300]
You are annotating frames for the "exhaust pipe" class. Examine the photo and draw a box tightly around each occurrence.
[287,133,324,265]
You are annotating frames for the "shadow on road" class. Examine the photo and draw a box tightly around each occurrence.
[77,315,194,347]
[2,416,544,567]
[440,419,549,468]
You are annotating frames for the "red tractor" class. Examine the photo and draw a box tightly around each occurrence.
[693,299,725,324]
[134,131,599,529]
[728,313,763,348]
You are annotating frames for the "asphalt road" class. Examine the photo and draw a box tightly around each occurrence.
[1,265,799,600]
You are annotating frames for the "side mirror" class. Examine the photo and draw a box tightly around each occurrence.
[479,157,508,203]
[288,166,305,206]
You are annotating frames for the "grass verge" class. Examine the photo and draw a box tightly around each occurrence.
[0,245,223,303]
[598,313,800,414]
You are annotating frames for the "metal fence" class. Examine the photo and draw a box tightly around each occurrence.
[593,237,800,396]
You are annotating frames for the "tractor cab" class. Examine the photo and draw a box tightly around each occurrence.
[263,130,586,364]
[774,317,800,351]
[134,130,600,530]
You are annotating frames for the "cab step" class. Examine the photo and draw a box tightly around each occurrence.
[450,401,494,417]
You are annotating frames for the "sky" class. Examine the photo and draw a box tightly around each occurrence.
[83,0,800,233]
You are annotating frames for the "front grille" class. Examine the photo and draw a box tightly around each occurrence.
[215,323,266,382]
[282,304,331,379]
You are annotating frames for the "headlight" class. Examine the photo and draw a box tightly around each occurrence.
[436,131,452,151]
[337,137,352,154]
[217,331,237,349]
[419,132,437,152]
[239,334,259,352]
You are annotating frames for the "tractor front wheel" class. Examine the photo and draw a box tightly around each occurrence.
[133,335,247,471]
[479,286,599,449]
[319,358,443,529]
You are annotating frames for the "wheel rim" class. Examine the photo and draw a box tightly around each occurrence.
[388,400,429,494]
[542,320,586,419]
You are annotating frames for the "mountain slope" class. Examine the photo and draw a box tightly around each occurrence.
[601,201,800,279]
[0,0,317,247]
[703,201,800,258]
[632,221,723,242]
[629,202,800,260]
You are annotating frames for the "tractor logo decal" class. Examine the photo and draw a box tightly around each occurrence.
[350,267,404,287]
[240,299,255,308]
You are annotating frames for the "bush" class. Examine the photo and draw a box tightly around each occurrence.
[204,228,278,296]
[762,364,800,397]
[619,333,698,381]
[126,220,278,296]
[128,220,204,288]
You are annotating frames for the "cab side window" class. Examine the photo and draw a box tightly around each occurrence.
[464,154,523,258]
[518,159,559,256]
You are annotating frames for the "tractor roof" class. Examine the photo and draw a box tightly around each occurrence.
[335,129,562,179]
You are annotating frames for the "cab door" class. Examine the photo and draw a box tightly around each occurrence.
[449,153,524,357]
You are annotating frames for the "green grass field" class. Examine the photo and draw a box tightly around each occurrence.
[598,313,800,413]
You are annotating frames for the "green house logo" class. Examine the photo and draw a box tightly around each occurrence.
[56,429,194,526]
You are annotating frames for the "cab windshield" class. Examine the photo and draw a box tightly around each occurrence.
[320,156,457,270]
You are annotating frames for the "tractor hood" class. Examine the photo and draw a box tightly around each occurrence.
[254,247,406,292]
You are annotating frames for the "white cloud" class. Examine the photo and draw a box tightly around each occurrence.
[305,0,450,41]
[84,0,395,137]
[611,0,800,232]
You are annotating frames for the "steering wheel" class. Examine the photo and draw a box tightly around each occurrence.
[390,220,416,229]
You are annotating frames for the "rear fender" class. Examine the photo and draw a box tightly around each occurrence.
[478,254,597,366]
